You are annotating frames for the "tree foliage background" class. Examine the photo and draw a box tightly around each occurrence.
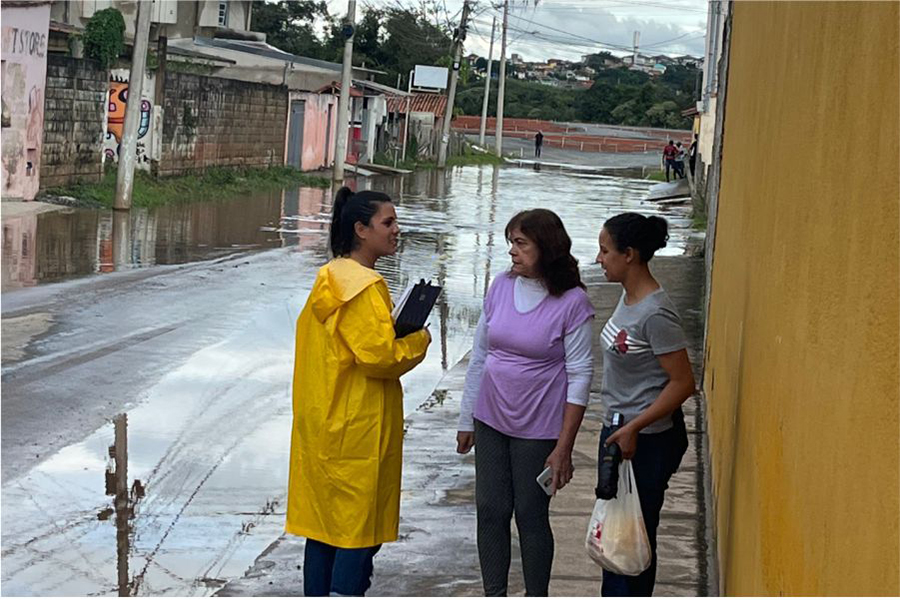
[249,1,698,129]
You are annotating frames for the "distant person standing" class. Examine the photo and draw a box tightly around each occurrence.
[662,140,677,182]
[674,142,686,179]
[535,131,544,158]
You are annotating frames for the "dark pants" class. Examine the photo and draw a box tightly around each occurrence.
[598,409,688,597]
[303,538,381,596]
[674,160,686,179]
[475,419,557,596]
[665,158,676,181]
[535,145,542,157]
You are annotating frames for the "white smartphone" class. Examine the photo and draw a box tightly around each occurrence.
[536,466,554,496]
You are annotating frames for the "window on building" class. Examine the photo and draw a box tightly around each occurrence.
[218,1,228,26]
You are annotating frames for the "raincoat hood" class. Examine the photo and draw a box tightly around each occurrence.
[311,258,383,323]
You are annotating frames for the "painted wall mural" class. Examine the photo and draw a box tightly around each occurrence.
[103,70,158,169]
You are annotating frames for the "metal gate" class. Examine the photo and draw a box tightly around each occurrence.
[287,100,305,169]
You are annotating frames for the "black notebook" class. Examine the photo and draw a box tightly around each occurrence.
[392,279,441,338]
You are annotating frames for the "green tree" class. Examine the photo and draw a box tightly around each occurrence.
[578,81,621,123]
[436,54,471,87]
[594,67,650,87]
[378,8,452,87]
[645,100,681,128]
[660,64,700,97]
[250,0,329,59]
[611,99,641,125]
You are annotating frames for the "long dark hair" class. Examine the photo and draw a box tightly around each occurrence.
[603,212,669,263]
[329,186,393,257]
[505,209,585,296]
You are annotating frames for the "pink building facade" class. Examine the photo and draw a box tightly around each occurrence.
[284,91,339,172]
[1,1,51,200]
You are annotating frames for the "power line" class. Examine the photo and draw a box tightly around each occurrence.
[506,0,538,46]
[476,7,705,55]
[641,30,705,49]
[528,0,708,13]
[469,15,705,60]
[502,10,634,51]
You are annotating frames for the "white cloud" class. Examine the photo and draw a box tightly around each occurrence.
[324,0,709,62]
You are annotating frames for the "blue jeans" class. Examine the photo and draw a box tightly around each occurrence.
[303,538,381,596]
[598,409,688,597]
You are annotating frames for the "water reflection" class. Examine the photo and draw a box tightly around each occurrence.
[2,167,689,294]
[1,188,306,291]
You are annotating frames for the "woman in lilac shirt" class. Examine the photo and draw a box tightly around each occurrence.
[456,209,595,596]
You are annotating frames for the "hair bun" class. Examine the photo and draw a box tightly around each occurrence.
[646,215,669,251]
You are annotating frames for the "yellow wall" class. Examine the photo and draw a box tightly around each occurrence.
[704,2,899,595]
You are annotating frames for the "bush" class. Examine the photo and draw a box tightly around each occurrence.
[83,8,125,68]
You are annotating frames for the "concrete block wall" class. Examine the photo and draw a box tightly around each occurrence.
[160,72,287,176]
[40,55,107,189]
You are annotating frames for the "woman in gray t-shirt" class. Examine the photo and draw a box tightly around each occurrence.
[594,213,696,597]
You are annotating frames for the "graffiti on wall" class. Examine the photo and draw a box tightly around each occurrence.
[103,71,156,169]
[0,3,50,200]
[5,26,46,58]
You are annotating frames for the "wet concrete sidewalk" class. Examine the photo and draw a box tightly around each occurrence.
[0,200,66,217]
[216,256,709,597]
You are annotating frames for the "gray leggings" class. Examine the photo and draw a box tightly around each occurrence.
[475,419,557,596]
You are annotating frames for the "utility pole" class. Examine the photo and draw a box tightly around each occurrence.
[632,30,640,66]
[437,0,470,168]
[402,69,412,162]
[113,414,129,596]
[333,0,356,183]
[494,0,508,157]
[113,0,152,211]
[478,15,496,147]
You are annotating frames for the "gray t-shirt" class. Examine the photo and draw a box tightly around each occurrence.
[600,288,687,433]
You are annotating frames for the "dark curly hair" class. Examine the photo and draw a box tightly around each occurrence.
[505,209,585,296]
[603,212,669,263]
[329,186,393,257]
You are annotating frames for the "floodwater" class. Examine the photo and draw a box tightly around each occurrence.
[0,165,696,596]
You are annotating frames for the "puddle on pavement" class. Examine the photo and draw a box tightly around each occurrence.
[0,187,326,291]
[1,165,696,596]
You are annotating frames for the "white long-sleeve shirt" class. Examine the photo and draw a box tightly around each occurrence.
[458,276,594,432]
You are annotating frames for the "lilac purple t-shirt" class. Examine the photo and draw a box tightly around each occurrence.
[474,273,595,439]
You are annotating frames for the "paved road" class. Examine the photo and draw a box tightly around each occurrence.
[469,134,662,170]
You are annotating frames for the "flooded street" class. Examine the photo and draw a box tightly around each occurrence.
[1,165,696,596]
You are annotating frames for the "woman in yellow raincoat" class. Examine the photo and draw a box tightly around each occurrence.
[287,186,431,596]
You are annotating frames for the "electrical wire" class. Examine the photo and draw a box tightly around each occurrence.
[476,6,705,56]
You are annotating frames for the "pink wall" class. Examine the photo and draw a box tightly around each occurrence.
[285,92,338,172]
[1,2,50,201]
[1,211,37,288]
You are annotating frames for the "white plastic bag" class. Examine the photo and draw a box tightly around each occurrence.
[584,459,652,576]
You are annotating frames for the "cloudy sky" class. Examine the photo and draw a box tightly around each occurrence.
[323,0,710,62]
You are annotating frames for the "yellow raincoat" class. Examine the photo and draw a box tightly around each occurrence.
[286,258,430,548]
